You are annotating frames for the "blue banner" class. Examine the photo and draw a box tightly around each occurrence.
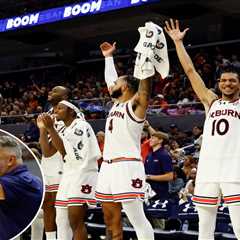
[0,0,159,32]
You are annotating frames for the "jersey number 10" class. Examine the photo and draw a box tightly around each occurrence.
[211,118,229,136]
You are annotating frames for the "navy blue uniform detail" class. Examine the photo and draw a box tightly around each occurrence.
[145,147,173,200]
[0,165,43,240]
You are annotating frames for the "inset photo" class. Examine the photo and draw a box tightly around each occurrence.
[0,129,44,240]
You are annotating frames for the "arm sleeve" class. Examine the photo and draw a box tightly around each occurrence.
[0,177,23,203]
[105,57,118,89]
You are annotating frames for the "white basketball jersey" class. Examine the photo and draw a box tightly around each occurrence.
[103,100,145,160]
[41,112,65,175]
[196,98,240,183]
[61,118,101,174]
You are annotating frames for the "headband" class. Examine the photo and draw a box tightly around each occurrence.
[59,100,85,120]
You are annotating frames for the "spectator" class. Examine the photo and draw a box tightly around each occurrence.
[169,166,185,196]
[141,120,156,162]
[231,54,240,69]
[192,126,203,140]
[145,131,173,201]
[168,166,185,220]
[168,124,180,139]
[22,117,40,143]
[183,167,197,196]
[182,155,197,180]
[151,94,169,110]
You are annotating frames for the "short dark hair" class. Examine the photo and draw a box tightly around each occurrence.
[121,75,139,93]
[152,131,169,140]
[221,65,240,81]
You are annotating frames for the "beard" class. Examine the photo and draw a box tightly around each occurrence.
[111,88,123,99]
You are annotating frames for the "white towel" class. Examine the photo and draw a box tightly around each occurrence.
[134,53,155,80]
[134,22,169,80]
[152,23,169,78]
[135,22,159,59]
[144,182,157,205]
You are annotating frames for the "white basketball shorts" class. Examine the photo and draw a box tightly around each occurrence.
[55,170,98,208]
[96,159,146,202]
[193,182,240,207]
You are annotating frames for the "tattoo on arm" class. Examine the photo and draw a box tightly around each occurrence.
[138,77,152,100]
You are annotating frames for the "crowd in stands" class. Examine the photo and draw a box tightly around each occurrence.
[1,44,240,124]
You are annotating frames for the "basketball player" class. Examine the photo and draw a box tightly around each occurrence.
[39,100,101,240]
[95,42,154,240]
[165,19,240,240]
[38,86,69,240]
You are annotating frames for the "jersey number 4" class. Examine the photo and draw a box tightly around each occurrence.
[211,118,229,136]
[108,119,113,133]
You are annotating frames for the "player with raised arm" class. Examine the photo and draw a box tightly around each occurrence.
[95,42,154,240]
[165,19,240,240]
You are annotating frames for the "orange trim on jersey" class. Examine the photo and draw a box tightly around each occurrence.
[95,193,114,199]
[45,184,59,192]
[113,193,144,199]
[68,199,96,204]
[46,184,59,188]
[96,192,144,201]
[224,195,240,202]
[192,196,218,204]
[126,102,145,124]
[55,200,68,207]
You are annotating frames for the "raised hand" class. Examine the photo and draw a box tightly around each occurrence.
[164,19,189,42]
[100,42,116,57]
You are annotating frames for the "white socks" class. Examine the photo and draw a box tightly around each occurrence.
[197,206,217,240]
[45,231,57,240]
[31,209,44,240]
[55,207,73,240]
[122,200,154,240]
